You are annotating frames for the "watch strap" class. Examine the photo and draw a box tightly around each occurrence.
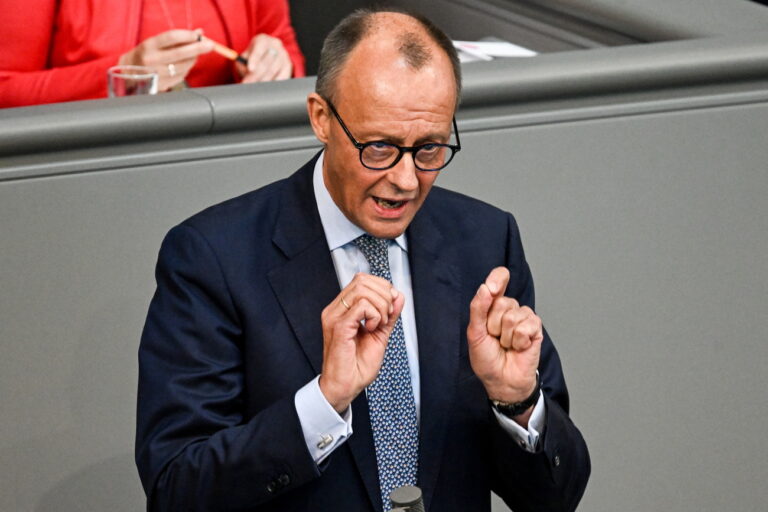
[490,371,541,418]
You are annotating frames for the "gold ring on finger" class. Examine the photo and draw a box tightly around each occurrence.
[340,295,351,310]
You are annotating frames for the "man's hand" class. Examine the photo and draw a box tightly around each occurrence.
[467,267,543,426]
[319,273,404,414]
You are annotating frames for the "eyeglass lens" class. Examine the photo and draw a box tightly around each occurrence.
[362,143,451,171]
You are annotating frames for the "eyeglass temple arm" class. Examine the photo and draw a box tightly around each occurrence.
[452,117,461,150]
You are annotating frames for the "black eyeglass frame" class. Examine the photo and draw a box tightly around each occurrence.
[324,98,461,172]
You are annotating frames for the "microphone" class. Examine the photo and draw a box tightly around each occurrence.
[389,485,425,512]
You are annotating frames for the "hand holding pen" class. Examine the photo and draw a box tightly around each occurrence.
[119,29,213,92]
[198,33,292,81]
[234,34,294,83]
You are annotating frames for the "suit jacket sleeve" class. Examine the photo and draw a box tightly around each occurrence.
[490,213,591,512]
[135,224,320,510]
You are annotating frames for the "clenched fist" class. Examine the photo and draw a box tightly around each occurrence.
[467,267,543,425]
[319,273,404,413]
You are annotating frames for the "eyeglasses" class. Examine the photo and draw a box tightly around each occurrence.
[325,99,461,172]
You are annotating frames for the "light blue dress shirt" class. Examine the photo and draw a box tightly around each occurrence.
[294,152,545,463]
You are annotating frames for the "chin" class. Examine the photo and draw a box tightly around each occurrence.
[364,221,408,240]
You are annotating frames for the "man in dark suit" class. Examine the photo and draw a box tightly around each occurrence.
[136,8,590,512]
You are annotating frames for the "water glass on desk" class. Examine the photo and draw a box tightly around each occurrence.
[107,65,158,97]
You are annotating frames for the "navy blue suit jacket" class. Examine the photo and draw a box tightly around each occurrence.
[136,154,590,511]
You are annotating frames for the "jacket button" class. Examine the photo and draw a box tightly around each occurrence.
[278,474,290,486]
[553,455,561,467]
[266,481,277,493]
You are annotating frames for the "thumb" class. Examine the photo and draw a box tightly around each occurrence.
[467,283,493,345]
[485,266,510,298]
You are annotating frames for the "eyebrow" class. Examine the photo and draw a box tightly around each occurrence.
[359,130,450,146]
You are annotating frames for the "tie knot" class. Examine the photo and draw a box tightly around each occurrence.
[354,234,391,278]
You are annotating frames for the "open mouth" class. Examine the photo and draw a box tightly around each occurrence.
[374,197,406,209]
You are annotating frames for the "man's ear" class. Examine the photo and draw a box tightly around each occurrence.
[307,93,331,144]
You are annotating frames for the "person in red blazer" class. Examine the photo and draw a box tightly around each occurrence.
[0,0,306,107]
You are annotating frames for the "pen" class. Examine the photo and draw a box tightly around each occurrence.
[198,34,248,66]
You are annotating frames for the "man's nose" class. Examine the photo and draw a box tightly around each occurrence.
[386,152,419,192]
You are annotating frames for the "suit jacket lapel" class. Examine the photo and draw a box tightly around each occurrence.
[267,158,382,511]
[408,205,462,512]
[268,158,336,375]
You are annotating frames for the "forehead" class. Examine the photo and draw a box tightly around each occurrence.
[333,25,457,123]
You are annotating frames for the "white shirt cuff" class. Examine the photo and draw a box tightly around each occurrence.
[492,391,546,453]
[294,375,353,464]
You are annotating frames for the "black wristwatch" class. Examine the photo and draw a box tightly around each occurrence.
[490,371,541,418]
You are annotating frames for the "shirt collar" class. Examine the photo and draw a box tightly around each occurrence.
[313,151,408,252]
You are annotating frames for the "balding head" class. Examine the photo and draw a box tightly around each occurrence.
[315,9,462,107]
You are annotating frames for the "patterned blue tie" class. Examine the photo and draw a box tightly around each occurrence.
[354,234,419,511]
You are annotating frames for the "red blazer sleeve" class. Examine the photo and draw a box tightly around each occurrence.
[0,0,120,107]
[0,57,120,108]
[251,0,306,78]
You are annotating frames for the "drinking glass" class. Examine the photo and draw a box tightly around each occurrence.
[107,65,158,97]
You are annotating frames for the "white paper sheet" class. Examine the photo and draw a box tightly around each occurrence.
[453,40,538,62]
